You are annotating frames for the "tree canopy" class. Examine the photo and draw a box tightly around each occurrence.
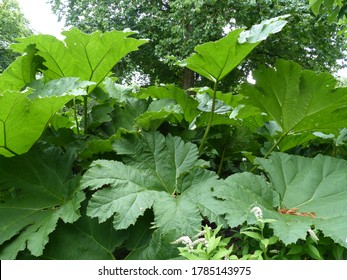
[309,0,347,23]
[0,0,32,72]
[227,1,347,89]
[48,0,233,88]
[48,0,346,89]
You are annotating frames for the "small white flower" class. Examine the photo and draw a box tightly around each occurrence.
[251,206,263,220]
[307,229,319,242]
[191,238,206,247]
[269,249,279,254]
[194,227,210,238]
[172,236,192,246]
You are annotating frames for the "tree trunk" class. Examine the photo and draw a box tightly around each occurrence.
[182,20,195,90]
[183,68,195,90]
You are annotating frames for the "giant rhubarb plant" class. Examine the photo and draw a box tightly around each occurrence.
[182,15,289,153]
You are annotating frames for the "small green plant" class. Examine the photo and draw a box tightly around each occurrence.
[229,207,346,260]
[173,225,236,260]
[172,207,282,261]
[236,207,279,260]
[174,207,347,260]
[279,230,347,260]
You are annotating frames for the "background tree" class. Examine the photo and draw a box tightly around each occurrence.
[48,0,346,89]
[0,0,32,72]
[228,1,347,87]
[309,0,347,23]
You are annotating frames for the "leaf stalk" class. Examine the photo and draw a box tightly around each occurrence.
[199,80,218,154]
[73,97,80,135]
[83,95,88,134]
[250,132,287,173]
[218,132,230,177]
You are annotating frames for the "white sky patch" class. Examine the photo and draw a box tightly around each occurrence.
[337,66,347,79]
[17,0,66,39]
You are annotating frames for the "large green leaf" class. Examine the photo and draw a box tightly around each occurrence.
[29,77,94,98]
[87,180,157,229]
[238,15,289,43]
[114,99,149,129]
[38,205,127,260]
[152,192,201,236]
[112,131,207,193]
[196,92,231,114]
[136,85,199,123]
[213,172,279,227]
[124,210,182,260]
[135,99,183,130]
[104,78,135,103]
[214,152,347,247]
[241,59,347,136]
[80,132,221,241]
[125,229,180,260]
[309,0,325,15]
[183,16,289,82]
[0,44,43,91]
[11,29,147,91]
[0,147,85,259]
[0,78,91,157]
[11,35,70,81]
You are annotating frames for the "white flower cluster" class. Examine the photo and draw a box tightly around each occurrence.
[172,228,210,252]
[172,236,192,246]
[307,229,319,242]
[172,236,208,251]
[251,206,263,220]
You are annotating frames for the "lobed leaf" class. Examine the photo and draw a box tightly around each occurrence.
[104,78,135,103]
[0,147,85,259]
[215,152,347,247]
[213,173,278,228]
[38,201,127,260]
[0,78,90,157]
[135,99,183,130]
[12,29,147,90]
[183,16,289,82]
[112,132,205,193]
[241,59,347,137]
[81,132,221,240]
[0,44,43,91]
[136,85,199,123]
[86,180,157,229]
[153,192,202,237]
